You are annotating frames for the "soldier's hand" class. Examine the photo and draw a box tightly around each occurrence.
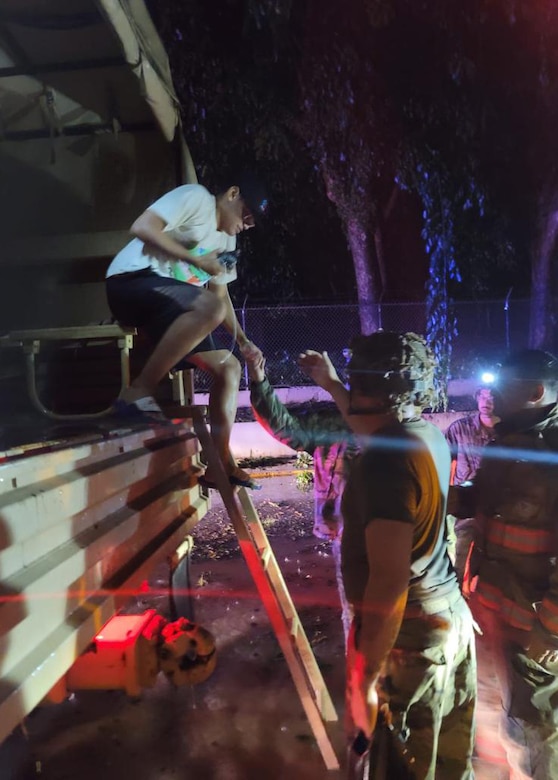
[297,350,340,392]
[347,653,379,739]
[246,352,266,383]
[346,628,380,739]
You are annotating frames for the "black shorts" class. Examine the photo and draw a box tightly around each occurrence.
[106,269,217,364]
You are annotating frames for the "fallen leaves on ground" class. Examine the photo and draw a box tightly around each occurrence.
[191,496,317,561]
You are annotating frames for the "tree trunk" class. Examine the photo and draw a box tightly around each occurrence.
[530,202,558,350]
[346,218,383,334]
[373,224,388,297]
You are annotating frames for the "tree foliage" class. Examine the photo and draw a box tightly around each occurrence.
[148,0,353,305]
[149,0,558,364]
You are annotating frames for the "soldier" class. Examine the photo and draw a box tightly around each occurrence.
[469,349,558,779]
[246,351,354,641]
[299,333,476,780]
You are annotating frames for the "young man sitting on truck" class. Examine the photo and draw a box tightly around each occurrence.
[105,172,267,489]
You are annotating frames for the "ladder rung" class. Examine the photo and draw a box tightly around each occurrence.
[288,615,300,639]
[192,411,340,769]
[258,546,272,569]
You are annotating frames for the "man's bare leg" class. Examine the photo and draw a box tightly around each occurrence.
[187,349,241,469]
[122,289,225,402]
[187,349,256,485]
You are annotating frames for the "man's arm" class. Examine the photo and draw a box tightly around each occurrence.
[446,422,478,516]
[251,376,321,452]
[297,350,352,422]
[360,519,412,674]
[247,352,349,451]
[444,423,459,486]
[209,284,262,360]
[349,519,413,736]
[131,210,223,275]
[528,510,558,665]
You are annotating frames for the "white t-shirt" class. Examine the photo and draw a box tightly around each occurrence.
[106,184,236,285]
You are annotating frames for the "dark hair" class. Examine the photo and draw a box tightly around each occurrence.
[215,170,268,216]
[347,331,437,411]
[474,385,495,401]
[501,349,558,384]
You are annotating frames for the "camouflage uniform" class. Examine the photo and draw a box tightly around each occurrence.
[445,412,495,582]
[250,377,354,639]
[474,403,558,779]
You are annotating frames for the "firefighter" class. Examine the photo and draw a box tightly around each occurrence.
[469,349,558,780]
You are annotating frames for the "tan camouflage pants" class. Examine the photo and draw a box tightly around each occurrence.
[376,596,476,780]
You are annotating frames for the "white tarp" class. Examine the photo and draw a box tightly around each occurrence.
[95,0,179,142]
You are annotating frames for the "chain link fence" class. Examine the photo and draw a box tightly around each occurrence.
[200,298,535,391]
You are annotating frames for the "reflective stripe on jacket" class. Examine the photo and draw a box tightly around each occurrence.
[475,405,558,635]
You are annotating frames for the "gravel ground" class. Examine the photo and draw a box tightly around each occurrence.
[190,459,321,563]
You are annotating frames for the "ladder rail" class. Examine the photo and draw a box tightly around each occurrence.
[237,485,338,720]
[189,406,340,771]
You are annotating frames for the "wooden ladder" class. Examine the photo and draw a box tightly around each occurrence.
[167,372,340,771]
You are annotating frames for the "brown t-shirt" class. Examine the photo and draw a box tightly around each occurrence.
[341,418,458,611]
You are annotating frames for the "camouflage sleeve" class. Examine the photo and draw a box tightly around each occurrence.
[537,497,558,638]
[250,378,343,453]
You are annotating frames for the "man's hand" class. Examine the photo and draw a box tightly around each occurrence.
[314,502,341,541]
[297,350,340,392]
[313,519,341,541]
[245,351,266,383]
[239,340,263,363]
[347,647,379,738]
[196,250,223,277]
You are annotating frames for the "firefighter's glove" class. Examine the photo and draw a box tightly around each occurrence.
[524,625,558,674]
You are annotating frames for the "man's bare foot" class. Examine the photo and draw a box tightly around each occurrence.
[113,393,170,424]
[119,386,156,405]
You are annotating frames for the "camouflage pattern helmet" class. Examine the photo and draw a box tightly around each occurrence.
[346,331,437,412]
